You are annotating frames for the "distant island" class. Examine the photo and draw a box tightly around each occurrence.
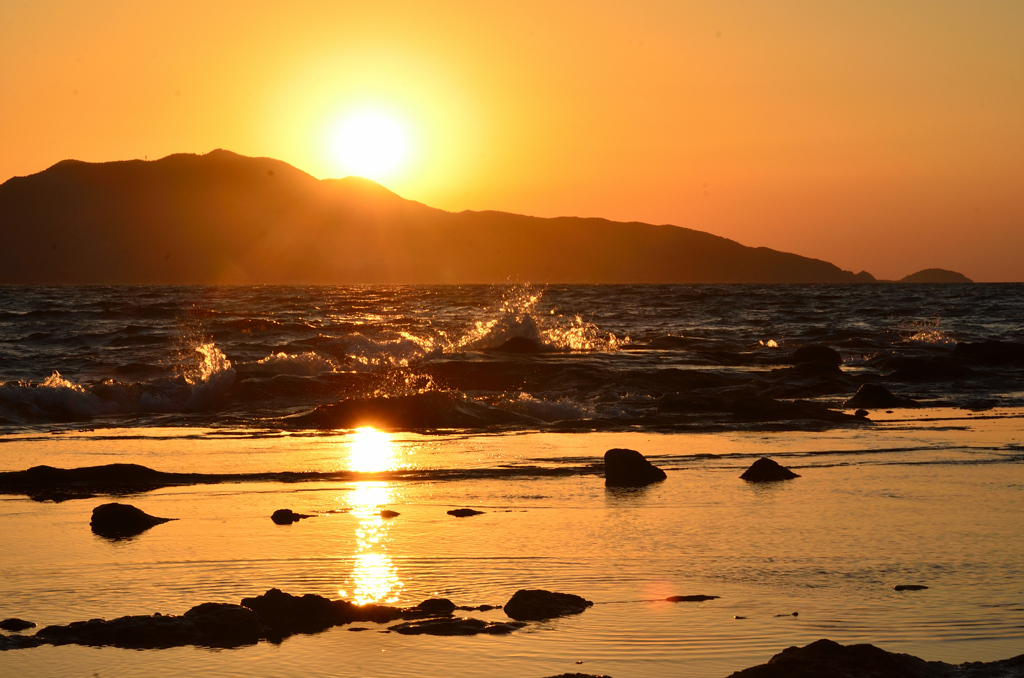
[899,268,973,283]
[0,150,969,284]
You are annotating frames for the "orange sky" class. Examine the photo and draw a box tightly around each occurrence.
[2,1,1022,281]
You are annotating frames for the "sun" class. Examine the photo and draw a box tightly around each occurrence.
[329,108,412,183]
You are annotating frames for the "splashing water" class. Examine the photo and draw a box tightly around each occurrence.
[185,342,233,385]
[454,285,626,352]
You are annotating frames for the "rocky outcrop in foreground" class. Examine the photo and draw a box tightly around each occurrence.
[9,587,595,650]
[725,639,1024,678]
[89,503,175,539]
[603,449,667,487]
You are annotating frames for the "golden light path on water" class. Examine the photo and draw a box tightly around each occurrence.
[339,427,403,605]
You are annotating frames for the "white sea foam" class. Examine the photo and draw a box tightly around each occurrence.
[502,392,594,421]
[247,352,336,376]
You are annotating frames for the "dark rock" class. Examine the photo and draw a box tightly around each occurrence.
[0,463,218,502]
[0,618,35,632]
[740,458,799,482]
[666,595,719,602]
[855,409,869,418]
[12,588,500,650]
[90,502,175,539]
[271,509,314,525]
[724,638,1024,678]
[411,598,457,617]
[387,617,525,635]
[730,396,861,424]
[543,674,613,678]
[603,448,666,488]
[239,588,339,636]
[379,509,400,518]
[954,340,1024,365]
[844,383,920,409]
[457,604,499,612]
[447,508,484,517]
[791,345,842,365]
[503,589,593,621]
[239,588,413,634]
[181,603,263,647]
[0,633,44,650]
[894,584,929,591]
[886,356,974,381]
[37,614,203,649]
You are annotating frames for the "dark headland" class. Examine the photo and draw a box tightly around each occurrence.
[0,149,924,285]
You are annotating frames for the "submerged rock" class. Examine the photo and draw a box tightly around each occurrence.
[503,589,593,621]
[0,633,44,650]
[0,618,35,632]
[894,584,929,591]
[844,383,920,409]
[271,509,314,525]
[603,448,667,487]
[11,589,505,650]
[666,595,719,602]
[36,606,261,649]
[724,638,1024,677]
[791,345,842,365]
[543,674,614,678]
[740,458,799,482]
[447,508,484,517]
[410,599,457,617]
[379,510,400,518]
[90,502,175,539]
[954,340,1024,365]
[387,617,525,636]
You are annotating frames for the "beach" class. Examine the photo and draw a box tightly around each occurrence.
[2,412,1022,677]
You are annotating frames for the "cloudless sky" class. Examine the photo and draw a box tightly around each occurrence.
[2,0,1022,280]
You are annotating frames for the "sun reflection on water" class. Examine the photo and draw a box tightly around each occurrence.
[338,428,404,605]
[348,426,395,473]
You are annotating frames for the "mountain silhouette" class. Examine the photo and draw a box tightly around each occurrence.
[899,268,973,283]
[0,150,879,284]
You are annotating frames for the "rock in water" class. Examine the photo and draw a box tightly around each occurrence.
[723,638,1024,678]
[740,458,799,482]
[791,345,842,365]
[447,508,484,517]
[90,503,175,539]
[844,383,920,409]
[894,584,929,591]
[379,509,400,518]
[387,617,525,636]
[666,595,719,602]
[503,589,593,621]
[0,618,36,632]
[271,509,314,525]
[603,448,667,487]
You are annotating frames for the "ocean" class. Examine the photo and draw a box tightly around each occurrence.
[1,284,1022,677]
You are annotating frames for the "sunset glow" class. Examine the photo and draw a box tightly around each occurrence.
[3,2,1022,279]
[329,109,412,182]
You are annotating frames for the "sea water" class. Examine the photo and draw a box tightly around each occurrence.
[1,285,1022,676]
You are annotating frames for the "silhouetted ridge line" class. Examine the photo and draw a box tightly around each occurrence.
[1,149,873,284]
